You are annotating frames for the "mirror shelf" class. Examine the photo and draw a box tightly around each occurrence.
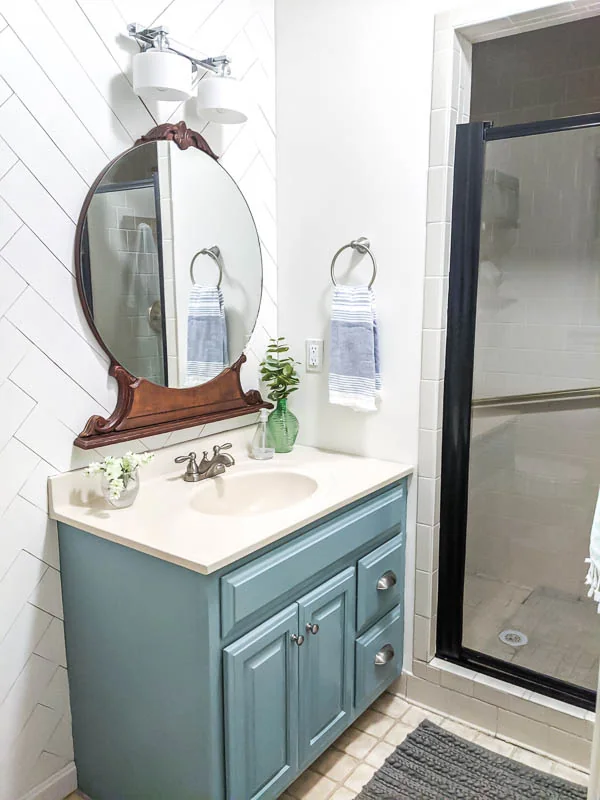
[74,121,270,450]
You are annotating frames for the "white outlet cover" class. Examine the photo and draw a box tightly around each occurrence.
[305,339,324,372]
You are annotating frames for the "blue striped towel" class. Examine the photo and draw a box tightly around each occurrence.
[585,488,600,612]
[329,285,381,412]
[186,285,229,385]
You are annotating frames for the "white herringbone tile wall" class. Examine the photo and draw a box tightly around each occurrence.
[0,1,276,797]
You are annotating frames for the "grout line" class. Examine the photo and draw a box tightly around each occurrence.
[3,321,111,418]
[6,284,112,395]
[1,22,113,161]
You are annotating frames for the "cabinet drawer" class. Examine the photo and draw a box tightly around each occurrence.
[355,605,403,711]
[356,534,404,632]
[221,484,404,637]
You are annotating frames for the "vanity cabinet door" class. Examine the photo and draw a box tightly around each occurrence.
[223,604,299,800]
[297,567,355,768]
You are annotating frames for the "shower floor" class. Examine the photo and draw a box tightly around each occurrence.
[463,573,600,692]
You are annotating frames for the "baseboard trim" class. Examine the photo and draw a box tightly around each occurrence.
[19,763,77,800]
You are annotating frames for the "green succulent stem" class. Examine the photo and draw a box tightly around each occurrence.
[259,337,301,403]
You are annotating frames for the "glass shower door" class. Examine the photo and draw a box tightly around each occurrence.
[83,179,167,386]
[439,117,600,707]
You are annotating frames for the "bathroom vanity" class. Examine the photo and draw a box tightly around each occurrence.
[49,436,411,800]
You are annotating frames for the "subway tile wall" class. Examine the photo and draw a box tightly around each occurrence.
[416,0,600,758]
[471,15,600,127]
[0,1,275,798]
[467,25,600,602]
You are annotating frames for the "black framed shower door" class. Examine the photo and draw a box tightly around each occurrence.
[437,114,600,711]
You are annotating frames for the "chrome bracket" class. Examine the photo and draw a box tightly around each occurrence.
[127,23,231,74]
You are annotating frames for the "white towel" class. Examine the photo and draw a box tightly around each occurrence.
[585,488,600,612]
[329,285,381,412]
[136,222,157,256]
[186,286,228,385]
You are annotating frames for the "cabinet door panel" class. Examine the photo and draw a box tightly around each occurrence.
[224,604,299,800]
[297,567,355,767]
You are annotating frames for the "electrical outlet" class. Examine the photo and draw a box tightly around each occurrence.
[305,339,324,372]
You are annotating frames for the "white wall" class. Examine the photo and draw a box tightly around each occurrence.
[168,144,263,387]
[0,1,275,797]
[276,0,437,464]
[276,0,454,672]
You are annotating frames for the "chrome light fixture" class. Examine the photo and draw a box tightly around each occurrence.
[128,24,248,124]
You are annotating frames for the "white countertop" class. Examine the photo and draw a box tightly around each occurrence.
[48,429,412,575]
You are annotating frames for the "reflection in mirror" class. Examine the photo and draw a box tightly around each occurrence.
[80,140,262,388]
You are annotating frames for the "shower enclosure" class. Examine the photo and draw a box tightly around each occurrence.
[439,114,600,709]
[81,176,167,386]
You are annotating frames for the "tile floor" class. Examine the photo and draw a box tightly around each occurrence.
[64,692,589,800]
[463,573,600,691]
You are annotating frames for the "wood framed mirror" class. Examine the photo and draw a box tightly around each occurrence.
[73,121,270,449]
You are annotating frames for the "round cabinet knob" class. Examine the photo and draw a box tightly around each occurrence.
[306,622,320,635]
[376,570,397,591]
[291,633,305,646]
[374,643,395,666]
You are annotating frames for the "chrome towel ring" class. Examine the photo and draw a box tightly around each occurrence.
[330,237,377,289]
[190,246,223,288]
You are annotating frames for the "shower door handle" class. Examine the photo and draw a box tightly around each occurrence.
[148,300,162,333]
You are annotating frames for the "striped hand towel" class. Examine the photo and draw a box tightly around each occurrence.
[186,285,229,385]
[585,488,600,612]
[329,285,381,412]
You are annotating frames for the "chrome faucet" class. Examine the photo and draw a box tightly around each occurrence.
[174,443,235,482]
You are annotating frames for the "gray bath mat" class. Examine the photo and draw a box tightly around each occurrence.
[357,720,586,799]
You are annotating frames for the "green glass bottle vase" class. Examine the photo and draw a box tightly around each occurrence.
[267,398,299,453]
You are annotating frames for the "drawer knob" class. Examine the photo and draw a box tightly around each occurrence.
[306,622,320,635]
[374,643,394,666]
[376,570,397,591]
[291,633,305,646]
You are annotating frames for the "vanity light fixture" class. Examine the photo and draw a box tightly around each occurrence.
[128,23,248,123]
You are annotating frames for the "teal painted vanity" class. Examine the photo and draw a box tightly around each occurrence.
[50,439,410,800]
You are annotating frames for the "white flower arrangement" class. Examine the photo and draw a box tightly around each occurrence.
[84,451,155,500]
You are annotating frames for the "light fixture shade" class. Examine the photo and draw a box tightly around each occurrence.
[133,49,193,101]
[196,76,248,124]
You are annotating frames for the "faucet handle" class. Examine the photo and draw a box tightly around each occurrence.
[174,451,197,464]
[213,442,232,455]
[174,452,201,482]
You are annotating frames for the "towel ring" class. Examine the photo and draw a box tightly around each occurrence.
[330,237,377,289]
[190,246,223,289]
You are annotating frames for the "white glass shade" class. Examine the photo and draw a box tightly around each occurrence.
[133,50,193,101]
[196,76,248,124]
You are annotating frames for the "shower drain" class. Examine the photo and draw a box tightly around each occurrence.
[498,629,528,647]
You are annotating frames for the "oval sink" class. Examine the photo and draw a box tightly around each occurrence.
[190,470,318,516]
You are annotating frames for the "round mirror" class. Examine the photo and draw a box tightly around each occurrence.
[77,139,262,388]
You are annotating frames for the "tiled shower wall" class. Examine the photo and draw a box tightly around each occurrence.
[417,0,600,663]
[86,187,165,385]
[470,15,600,127]
[414,0,600,762]
[0,1,275,798]
[466,408,600,597]
[467,98,600,597]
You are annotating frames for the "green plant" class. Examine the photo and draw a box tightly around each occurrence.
[259,337,300,402]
